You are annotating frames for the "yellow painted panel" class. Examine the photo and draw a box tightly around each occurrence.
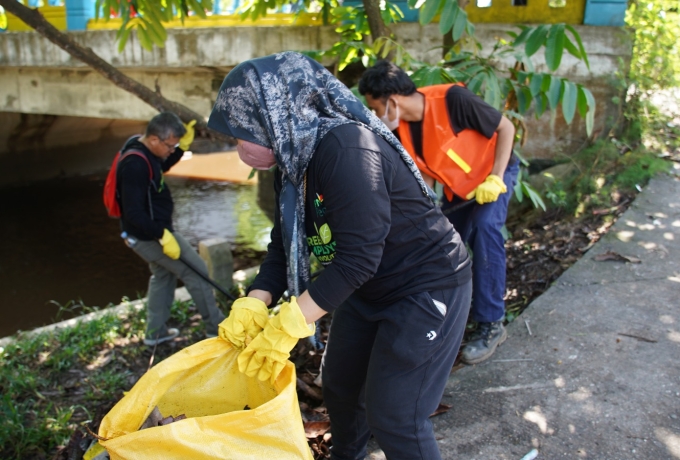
[6,5,67,31]
[87,11,324,30]
[467,0,585,24]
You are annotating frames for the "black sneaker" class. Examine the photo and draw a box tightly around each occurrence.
[461,321,507,364]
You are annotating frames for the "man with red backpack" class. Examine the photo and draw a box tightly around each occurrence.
[359,61,519,365]
[111,112,225,345]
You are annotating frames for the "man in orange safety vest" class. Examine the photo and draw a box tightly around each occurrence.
[359,60,519,364]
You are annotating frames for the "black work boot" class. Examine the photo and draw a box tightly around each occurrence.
[461,321,507,364]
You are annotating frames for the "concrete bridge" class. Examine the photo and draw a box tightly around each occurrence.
[0,22,630,186]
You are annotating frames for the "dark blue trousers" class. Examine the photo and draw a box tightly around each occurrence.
[440,161,520,323]
[322,281,472,460]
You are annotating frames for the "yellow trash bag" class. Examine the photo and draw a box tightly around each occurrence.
[98,337,314,460]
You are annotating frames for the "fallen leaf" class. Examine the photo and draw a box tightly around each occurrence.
[139,406,163,430]
[429,403,452,417]
[304,420,331,438]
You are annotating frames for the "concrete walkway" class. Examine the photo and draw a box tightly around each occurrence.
[428,173,680,459]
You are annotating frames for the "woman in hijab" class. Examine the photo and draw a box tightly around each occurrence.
[209,52,472,460]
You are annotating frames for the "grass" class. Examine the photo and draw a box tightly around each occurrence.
[0,298,216,460]
[539,99,676,216]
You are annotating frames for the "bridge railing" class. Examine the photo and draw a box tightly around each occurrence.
[0,0,626,34]
[0,0,325,32]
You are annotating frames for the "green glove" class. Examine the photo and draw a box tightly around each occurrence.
[467,174,507,204]
[159,229,181,260]
[218,297,269,349]
[179,120,196,151]
[238,297,314,384]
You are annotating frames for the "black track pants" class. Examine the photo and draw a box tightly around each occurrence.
[322,281,472,460]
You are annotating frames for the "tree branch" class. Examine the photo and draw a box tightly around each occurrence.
[361,0,391,43]
[0,0,231,142]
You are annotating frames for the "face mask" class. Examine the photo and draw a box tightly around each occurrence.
[379,99,400,131]
[237,140,276,170]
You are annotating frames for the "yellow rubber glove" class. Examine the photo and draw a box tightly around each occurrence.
[218,297,269,349]
[238,297,314,384]
[159,229,181,260]
[179,120,196,151]
[466,174,507,205]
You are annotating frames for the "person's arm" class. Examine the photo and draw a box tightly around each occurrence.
[296,290,328,323]
[162,147,185,172]
[490,115,515,178]
[420,170,436,189]
[305,130,393,313]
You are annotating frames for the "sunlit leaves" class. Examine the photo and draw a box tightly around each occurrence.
[316,1,411,72]
[96,0,212,50]
[626,0,679,91]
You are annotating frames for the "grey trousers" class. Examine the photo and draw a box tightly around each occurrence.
[131,232,225,338]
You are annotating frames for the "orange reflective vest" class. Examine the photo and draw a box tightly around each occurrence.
[397,83,497,201]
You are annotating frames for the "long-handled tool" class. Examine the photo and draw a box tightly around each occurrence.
[179,255,237,301]
[441,198,476,217]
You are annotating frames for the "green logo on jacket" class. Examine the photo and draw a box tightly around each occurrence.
[308,223,336,264]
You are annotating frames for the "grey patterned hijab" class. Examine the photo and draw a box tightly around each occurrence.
[208,51,435,296]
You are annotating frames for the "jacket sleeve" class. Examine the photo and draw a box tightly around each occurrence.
[162,148,185,172]
[306,133,394,312]
[118,156,165,239]
[246,170,289,304]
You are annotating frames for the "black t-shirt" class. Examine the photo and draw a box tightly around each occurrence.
[117,138,184,240]
[248,124,471,312]
[407,85,502,158]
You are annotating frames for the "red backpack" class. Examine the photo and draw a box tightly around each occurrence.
[103,137,152,218]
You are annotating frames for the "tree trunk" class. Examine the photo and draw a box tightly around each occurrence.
[361,0,390,43]
[442,0,470,59]
[0,0,230,141]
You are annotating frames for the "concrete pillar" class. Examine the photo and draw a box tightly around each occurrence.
[65,0,94,30]
[198,238,234,306]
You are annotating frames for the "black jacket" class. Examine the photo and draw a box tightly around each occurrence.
[117,137,184,240]
[248,124,471,312]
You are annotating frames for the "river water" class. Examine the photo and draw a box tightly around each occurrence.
[0,174,272,338]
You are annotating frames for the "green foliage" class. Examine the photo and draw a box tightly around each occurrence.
[96,0,213,51]
[0,299,203,459]
[513,167,546,212]
[543,132,671,216]
[626,0,680,92]
[307,1,406,72]
[543,175,568,208]
[406,22,594,137]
